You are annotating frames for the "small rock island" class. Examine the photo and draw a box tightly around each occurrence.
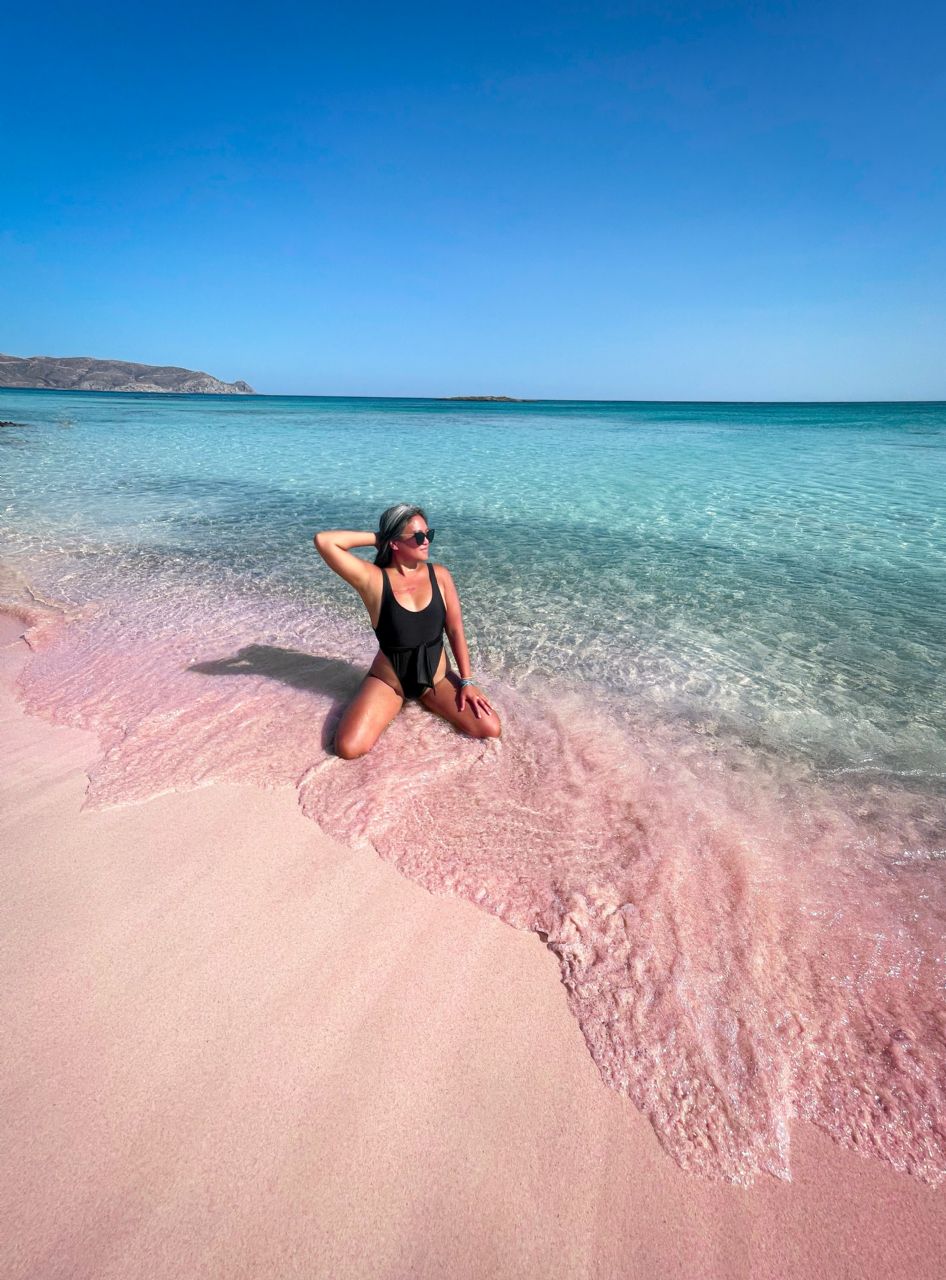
[0,353,255,395]
[439,395,529,402]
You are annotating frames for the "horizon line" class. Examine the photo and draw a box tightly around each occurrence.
[3,387,945,406]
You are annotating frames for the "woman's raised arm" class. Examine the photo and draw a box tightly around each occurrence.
[313,529,378,592]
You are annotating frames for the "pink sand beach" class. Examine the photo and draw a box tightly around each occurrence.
[2,615,945,1279]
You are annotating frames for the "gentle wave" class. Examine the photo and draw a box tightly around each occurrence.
[4,565,945,1186]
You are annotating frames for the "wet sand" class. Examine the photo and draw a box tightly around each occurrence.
[1,624,944,1280]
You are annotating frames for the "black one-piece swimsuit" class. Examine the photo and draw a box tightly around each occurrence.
[372,562,447,699]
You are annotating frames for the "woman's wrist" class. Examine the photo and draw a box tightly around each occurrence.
[458,676,475,687]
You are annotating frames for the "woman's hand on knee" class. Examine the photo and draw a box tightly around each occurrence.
[456,681,495,722]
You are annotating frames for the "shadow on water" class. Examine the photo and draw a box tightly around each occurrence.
[188,643,363,752]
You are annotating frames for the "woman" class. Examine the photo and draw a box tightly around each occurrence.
[314,504,500,759]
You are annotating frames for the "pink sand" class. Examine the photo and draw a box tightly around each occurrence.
[10,578,946,1186]
[1,628,945,1279]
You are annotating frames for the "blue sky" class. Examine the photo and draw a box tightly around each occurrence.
[2,1,944,398]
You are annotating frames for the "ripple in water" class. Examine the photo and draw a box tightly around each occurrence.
[4,567,945,1186]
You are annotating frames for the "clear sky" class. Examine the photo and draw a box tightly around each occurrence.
[2,1,944,399]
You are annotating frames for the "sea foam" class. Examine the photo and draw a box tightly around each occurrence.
[4,568,945,1186]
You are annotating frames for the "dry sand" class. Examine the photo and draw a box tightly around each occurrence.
[1,621,944,1280]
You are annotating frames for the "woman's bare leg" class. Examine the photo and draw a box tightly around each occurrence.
[419,671,501,739]
[334,674,404,758]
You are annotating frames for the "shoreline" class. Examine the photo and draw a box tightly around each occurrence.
[2,532,946,1189]
[2,625,945,1277]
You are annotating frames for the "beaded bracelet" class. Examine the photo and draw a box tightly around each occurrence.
[458,677,475,688]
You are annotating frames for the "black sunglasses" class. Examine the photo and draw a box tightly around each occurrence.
[400,528,435,545]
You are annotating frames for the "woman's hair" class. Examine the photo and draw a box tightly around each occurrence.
[374,503,427,568]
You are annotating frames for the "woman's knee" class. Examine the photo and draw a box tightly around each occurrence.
[470,714,501,740]
[334,727,376,759]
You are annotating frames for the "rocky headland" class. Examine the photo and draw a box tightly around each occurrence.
[0,354,255,395]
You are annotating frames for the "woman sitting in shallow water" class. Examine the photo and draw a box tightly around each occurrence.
[314,503,501,759]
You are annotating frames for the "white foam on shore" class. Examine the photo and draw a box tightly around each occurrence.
[3,568,945,1186]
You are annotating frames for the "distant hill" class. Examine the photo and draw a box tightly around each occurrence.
[0,353,255,395]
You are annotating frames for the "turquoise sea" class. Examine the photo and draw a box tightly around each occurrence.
[3,391,945,777]
[2,389,945,1185]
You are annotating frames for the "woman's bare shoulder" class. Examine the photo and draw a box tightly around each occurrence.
[433,564,460,604]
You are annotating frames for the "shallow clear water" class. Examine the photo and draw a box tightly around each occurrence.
[2,389,945,1184]
[3,390,944,775]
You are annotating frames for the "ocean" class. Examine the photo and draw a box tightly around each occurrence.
[2,388,945,1184]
